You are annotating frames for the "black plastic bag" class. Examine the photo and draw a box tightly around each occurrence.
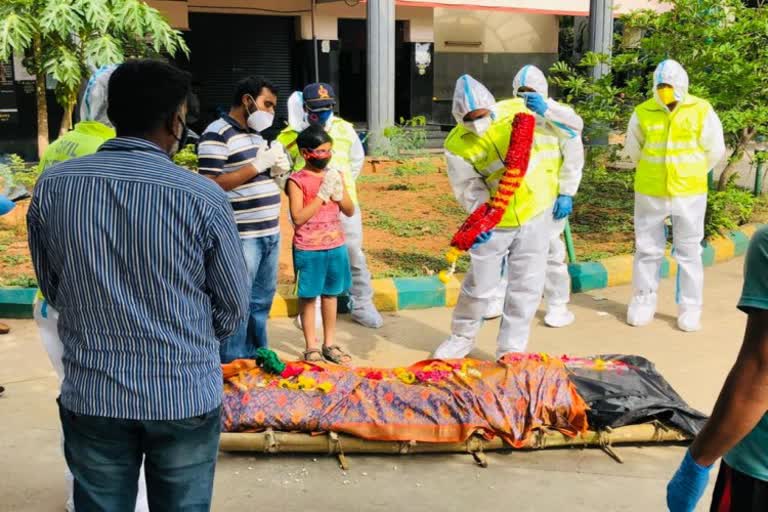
[566,354,708,436]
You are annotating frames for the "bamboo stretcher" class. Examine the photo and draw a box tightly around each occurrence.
[219,422,690,468]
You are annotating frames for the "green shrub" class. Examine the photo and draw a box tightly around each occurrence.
[380,116,428,159]
[172,144,199,171]
[705,177,756,238]
[1,154,39,191]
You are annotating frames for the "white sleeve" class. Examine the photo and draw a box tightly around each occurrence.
[558,135,584,197]
[700,108,726,170]
[543,100,584,140]
[445,151,490,213]
[349,132,365,180]
[624,111,644,166]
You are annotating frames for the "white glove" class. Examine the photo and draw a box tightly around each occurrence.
[269,141,292,178]
[252,141,279,173]
[317,169,341,202]
[331,173,345,202]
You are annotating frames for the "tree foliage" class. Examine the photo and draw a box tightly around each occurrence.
[0,0,189,150]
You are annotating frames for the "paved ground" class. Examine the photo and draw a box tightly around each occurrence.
[0,256,749,511]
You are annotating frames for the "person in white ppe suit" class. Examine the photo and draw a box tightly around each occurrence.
[35,66,150,512]
[483,65,585,327]
[433,75,561,360]
[277,83,383,329]
[624,59,725,332]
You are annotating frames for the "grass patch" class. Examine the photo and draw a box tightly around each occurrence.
[386,183,415,191]
[0,275,37,287]
[394,158,439,177]
[433,194,467,218]
[370,249,470,279]
[365,209,442,238]
[356,174,392,184]
[571,167,634,235]
[1,254,28,266]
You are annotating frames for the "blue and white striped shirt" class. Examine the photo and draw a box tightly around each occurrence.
[27,137,249,420]
[198,115,281,239]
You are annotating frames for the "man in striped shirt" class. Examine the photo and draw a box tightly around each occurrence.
[198,76,290,363]
[27,59,249,511]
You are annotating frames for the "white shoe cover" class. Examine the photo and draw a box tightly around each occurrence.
[544,304,575,328]
[351,306,384,329]
[433,336,474,360]
[627,293,657,327]
[677,306,702,332]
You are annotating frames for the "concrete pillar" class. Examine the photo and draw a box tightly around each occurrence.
[588,0,614,79]
[366,0,395,153]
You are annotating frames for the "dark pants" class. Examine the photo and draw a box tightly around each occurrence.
[59,400,221,512]
[220,234,279,363]
[711,461,768,511]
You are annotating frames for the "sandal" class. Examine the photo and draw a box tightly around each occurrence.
[322,345,352,365]
[303,349,324,363]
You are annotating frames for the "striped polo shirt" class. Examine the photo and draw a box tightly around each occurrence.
[198,115,281,239]
[27,137,250,420]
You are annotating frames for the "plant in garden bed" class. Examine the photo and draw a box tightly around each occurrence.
[370,249,470,279]
[704,176,756,238]
[379,116,429,159]
[365,209,441,238]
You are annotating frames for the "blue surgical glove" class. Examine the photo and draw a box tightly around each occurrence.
[552,195,573,220]
[0,195,15,216]
[666,450,713,512]
[472,231,492,248]
[523,92,548,116]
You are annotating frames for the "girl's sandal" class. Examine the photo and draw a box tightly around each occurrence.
[303,349,324,363]
[322,345,352,366]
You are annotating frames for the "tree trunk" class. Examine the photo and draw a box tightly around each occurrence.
[59,99,75,136]
[717,128,755,190]
[33,36,49,160]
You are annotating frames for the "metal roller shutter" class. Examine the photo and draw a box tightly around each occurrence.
[185,13,295,130]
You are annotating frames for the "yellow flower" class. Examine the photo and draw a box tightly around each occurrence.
[317,382,334,394]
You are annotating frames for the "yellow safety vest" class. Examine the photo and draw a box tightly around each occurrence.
[634,95,712,197]
[39,121,116,171]
[444,98,561,228]
[277,118,359,204]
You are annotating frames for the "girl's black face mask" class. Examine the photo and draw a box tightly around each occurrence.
[302,149,332,170]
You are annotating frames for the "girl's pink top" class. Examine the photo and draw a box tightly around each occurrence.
[288,169,345,251]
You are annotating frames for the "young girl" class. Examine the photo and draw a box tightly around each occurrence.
[286,125,355,364]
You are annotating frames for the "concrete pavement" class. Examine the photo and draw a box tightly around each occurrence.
[0,256,748,511]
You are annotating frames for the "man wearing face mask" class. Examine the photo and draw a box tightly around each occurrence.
[433,74,558,360]
[481,65,584,328]
[624,59,725,332]
[199,76,291,362]
[277,83,383,329]
[27,59,248,510]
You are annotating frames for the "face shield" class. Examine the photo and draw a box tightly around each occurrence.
[652,60,689,109]
[80,65,118,127]
[512,65,549,98]
[452,74,495,135]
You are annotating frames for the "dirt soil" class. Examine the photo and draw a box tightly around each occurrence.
[0,157,690,287]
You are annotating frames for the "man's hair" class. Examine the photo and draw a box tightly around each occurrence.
[107,59,191,135]
[231,76,278,107]
[297,125,333,151]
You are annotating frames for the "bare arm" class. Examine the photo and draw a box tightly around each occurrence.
[287,179,325,227]
[207,164,259,192]
[337,176,355,217]
[689,309,768,466]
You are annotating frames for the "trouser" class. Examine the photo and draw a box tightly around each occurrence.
[451,209,553,354]
[33,301,149,512]
[220,234,279,363]
[632,193,706,306]
[488,217,569,310]
[59,401,221,512]
[340,207,375,311]
[711,461,768,511]
[544,218,570,307]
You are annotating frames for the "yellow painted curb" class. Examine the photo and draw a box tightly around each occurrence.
[709,236,735,263]
[664,251,678,278]
[600,254,634,287]
[445,274,464,307]
[269,284,298,318]
[371,279,399,312]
